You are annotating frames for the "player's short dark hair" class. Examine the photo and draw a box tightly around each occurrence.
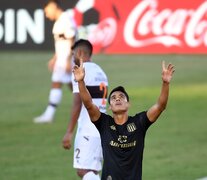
[71,39,93,57]
[108,86,129,104]
[44,0,61,8]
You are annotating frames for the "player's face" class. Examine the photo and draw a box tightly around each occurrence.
[72,49,80,66]
[109,91,129,113]
[44,2,57,21]
[72,48,85,66]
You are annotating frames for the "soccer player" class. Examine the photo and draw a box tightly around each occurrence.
[34,0,77,123]
[62,39,108,180]
[72,58,175,180]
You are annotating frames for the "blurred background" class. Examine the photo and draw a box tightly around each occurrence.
[0,0,207,179]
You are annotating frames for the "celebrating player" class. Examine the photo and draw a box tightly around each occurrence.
[72,58,175,179]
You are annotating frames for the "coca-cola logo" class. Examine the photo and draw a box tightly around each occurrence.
[124,0,207,47]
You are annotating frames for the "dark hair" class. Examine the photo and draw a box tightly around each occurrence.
[108,86,129,104]
[71,39,93,57]
[44,0,61,8]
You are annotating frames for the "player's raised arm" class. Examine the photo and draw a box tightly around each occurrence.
[147,61,175,122]
[73,58,101,122]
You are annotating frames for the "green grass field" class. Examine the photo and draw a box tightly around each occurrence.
[0,51,207,180]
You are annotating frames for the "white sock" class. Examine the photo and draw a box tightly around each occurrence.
[49,88,62,104]
[82,171,100,180]
[43,88,62,118]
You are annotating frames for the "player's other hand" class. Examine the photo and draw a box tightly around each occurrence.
[62,132,73,150]
[65,62,72,73]
[162,61,175,84]
[48,58,56,72]
[73,58,85,82]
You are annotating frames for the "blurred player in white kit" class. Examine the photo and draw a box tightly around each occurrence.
[34,0,77,123]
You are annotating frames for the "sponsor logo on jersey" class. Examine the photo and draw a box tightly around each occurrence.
[109,140,136,148]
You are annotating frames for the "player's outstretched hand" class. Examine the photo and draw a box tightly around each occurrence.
[162,61,175,83]
[73,58,85,82]
[48,58,56,72]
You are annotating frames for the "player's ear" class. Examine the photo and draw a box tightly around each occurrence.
[108,104,112,110]
[77,48,81,57]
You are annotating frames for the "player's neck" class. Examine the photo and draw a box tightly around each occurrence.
[113,113,128,125]
[55,9,63,20]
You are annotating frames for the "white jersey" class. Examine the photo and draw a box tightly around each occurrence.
[53,12,77,67]
[51,12,77,83]
[72,62,108,137]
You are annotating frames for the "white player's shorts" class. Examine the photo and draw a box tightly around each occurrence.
[73,134,103,171]
[51,65,72,84]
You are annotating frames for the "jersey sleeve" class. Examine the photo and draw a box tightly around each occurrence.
[63,14,77,39]
[135,111,152,133]
[93,112,107,133]
[64,23,76,39]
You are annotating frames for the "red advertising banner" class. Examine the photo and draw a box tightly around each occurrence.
[0,0,206,53]
[71,0,207,54]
